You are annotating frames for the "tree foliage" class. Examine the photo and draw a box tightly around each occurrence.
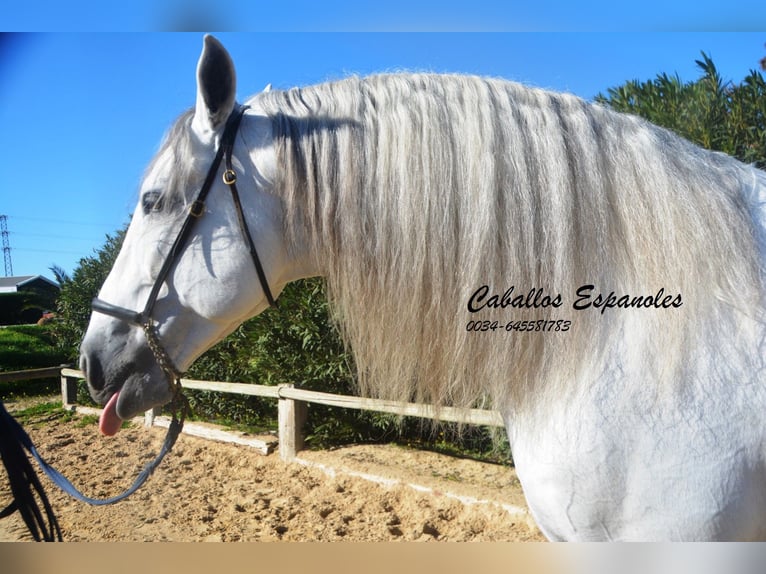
[50,228,126,360]
[595,52,766,168]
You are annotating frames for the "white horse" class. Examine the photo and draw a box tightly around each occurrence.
[79,35,766,541]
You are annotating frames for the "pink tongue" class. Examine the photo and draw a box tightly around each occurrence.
[99,392,123,436]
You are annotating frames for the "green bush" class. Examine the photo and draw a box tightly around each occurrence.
[596,53,766,168]
[50,229,127,361]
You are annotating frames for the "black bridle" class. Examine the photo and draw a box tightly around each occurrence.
[91,104,277,393]
[0,107,282,531]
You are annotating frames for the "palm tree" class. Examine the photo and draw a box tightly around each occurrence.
[48,264,70,286]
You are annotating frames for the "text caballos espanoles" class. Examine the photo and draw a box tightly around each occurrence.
[467,285,683,314]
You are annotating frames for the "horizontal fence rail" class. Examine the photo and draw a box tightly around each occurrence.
[0,366,66,384]
[15,368,506,460]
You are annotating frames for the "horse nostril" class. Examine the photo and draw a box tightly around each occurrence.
[80,352,105,392]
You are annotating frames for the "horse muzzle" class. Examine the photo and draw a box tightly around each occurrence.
[79,322,176,418]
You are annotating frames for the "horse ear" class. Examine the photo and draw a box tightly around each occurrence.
[193,35,236,134]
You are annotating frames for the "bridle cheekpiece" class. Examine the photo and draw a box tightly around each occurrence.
[91,104,277,403]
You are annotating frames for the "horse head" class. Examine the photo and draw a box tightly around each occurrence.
[79,35,314,435]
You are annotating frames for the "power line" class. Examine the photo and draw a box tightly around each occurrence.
[5,214,125,229]
[13,231,107,242]
[13,247,92,255]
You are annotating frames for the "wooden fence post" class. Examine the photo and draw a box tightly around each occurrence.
[60,367,77,407]
[144,407,162,428]
[278,384,307,461]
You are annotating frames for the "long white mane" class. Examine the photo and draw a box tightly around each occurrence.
[253,73,764,413]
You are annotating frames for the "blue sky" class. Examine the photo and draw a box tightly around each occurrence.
[2,1,764,31]
[1,32,765,280]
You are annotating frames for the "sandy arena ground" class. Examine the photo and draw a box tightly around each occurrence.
[0,397,543,542]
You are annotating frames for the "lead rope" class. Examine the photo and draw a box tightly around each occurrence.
[1,391,188,511]
[1,357,189,542]
[0,399,63,541]
[0,394,186,541]
[1,105,268,540]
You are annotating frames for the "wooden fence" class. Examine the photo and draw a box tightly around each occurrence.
[3,367,505,461]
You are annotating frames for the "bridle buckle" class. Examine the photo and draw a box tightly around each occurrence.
[222,169,237,185]
[189,200,205,218]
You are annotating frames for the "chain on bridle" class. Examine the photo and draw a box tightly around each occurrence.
[91,104,277,408]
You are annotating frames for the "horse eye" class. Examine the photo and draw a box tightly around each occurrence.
[141,191,164,214]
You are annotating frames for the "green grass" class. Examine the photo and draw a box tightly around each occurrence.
[10,400,74,427]
[397,434,513,466]
[76,413,100,428]
[13,400,62,417]
[0,324,69,399]
[0,324,68,370]
[8,402,132,432]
